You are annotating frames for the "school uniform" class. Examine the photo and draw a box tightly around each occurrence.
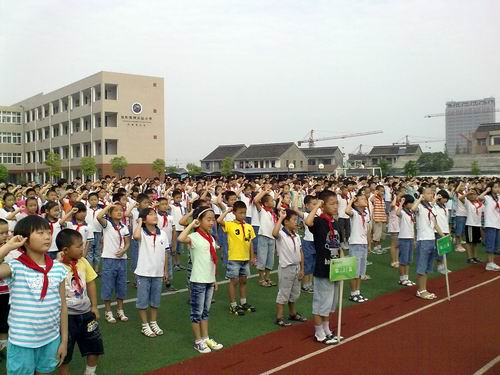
[302,212,316,276]
[257,209,276,271]
[85,205,103,268]
[47,219,65,259]
[67,220,94,244]
[337,195,351,245]
[465,199,483,244]
[483,195,500,254]
[349,209,369,277]
[170,202,186,256]
[157,211,175,280]
[434,203,449,260]
[275,229,302,305]
[398,209,415,266]
[454,194,467,236]
[415,203,437,275]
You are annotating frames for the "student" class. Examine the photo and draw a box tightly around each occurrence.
[68,202,94,258]
[0,216,68,375]
[337,185,351,251]
[171,189,187,271]
[453,182,467,252]
[370,185,388,254]
[216,190,238,265]
[43,201,76,260]
[56,229,104,375]
[396,195,416,286]
[127,193,151,283]
[294,194,317,293]
[217,201,256,316]
[388,189,404,268]
[254,189,277,287]
[156,197,177,290]
[305,190,343,345]
[434,190,451,274]
[86,192,104,273]
[483,183,500,271]
[0,192,18,233]
[96,203,130,323]
[345,192,370,303]
[133,209,169,337]
[272,209,306,327]
[461,189,485,264]
[411,188,444,300]
[178,207,223,354]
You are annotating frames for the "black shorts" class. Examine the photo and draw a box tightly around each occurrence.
[0,293,10,333]
[465,226,481,244]
[64,311,104,364]
[338,218,351,243]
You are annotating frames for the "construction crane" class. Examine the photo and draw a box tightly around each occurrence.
[392,135,445,146]
[298,129,383,147]
[424,108,500,118]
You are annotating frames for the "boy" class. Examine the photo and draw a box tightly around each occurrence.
[216,190,238,265]
[254,189,277,287]
[370,185,388,254]
[85,192,103,273]
[272,209,306,327]
[434,190,452,274]
[218,201,257,315]
[57,229,103,375]
[305,190,343,345]
[170,189,187,270]
[396,195,417,286]
[337,185,351,251]
[127,194,151,281]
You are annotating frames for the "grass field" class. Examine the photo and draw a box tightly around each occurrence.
[0,236,487,375]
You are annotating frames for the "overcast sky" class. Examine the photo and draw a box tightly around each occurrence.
[1,0,499,166]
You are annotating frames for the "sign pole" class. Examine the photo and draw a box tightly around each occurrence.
[443,253,451,301]
[336,280,344,343]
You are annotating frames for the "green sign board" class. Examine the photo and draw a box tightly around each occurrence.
[329,256,358,282]
[437,235,454,256]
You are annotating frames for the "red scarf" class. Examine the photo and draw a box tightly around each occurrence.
[472,200,483,216]
[157,211,168,229]
[62,256,82,290]
[16,252,54,300]
[354,208,366,227]
[47,219,57,235]
[320,213,335,239]
[403,208,415,223]
[111,220,124,248]
[238,220,249,241]
[143,226,159,248]
[421,202,436,223]
[196,228,217,274]
[283,228,297,253]
[263,207,277,222]
[72,220,84,233]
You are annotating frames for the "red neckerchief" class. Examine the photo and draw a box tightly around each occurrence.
[493,195,500,210]
[319,213,335,240]
[340,194,348,201]
[62,255,82,290]
[436,202,447,213]
[16,251,54,300]
[196,228,217,274]
[99,200,107,208]
[353,208,366,227]
[238,220,250,241]
[90,206,99,218]
[421,201,436,223]
[143,226,159,248]
[263,206,277,222]
[281,203,289,209]
[282,228,298,253]
[47,219,57,235]
[111,220,124,248]
[72,219,85,233]
[120,205,127,225]
[157,211,168,229]
[472,200,483,215]
[403,208,415,223]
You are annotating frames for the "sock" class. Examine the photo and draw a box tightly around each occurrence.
[240,298,247,305]
[399,275,405,281]
[201,336,208,342]
[85,365,97,375]
[322,321,332,336]
[314,325,325,340]
[230,301,237,308]
[195,339,204,345]
[404,275,409,280]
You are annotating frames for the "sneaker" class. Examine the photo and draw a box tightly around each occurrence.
[366,261,373,266]
[149,321,164,336]
[485,262,500,271]
[324,334,339,345]
[174,265,181,271]
[466,258,475,264]
[437,265,451,275]
[105,311,116,324]
[0,341,7,352]
[116,310,128,322]
[455,245,466,253]
[205,338,223,351]
[194,341,211,354]
[229,305,245,316]
[241,303,256,312]
[472,257,482,264]
[349,295,365,303]
[326,333,344,343]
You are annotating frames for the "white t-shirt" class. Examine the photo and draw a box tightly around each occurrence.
[250,201,260,227]
[483,195,500,229]
[100,219,130,259]
[434,204,449,234]
[85,206,102,233]
[157,212,175,245]
[416,203,437,241]
[135,227,169,277]
[131,208,140,234]
[239,194,252,218]
[337,195,349,219]
[0,207,19,232]
[465,199,483,227]
[48,220,65,253]
[276,229,302,268]
[348,209,368,245]
[384,186,392,202]
[398,209,415,239]
[302,212,314,242]
[455,194,467,217]
[67,221,94,243]
[258,209,276,239]
[170,204,186,231]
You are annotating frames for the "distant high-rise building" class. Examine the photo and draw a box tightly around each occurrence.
[445,97,495,154]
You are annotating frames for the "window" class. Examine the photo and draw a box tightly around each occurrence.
[63,124,69,135]
[83,143,91,157]
[300,160,303,168]
[72,144,81,158]
[494,137,500,145]
[53,125,59,137]
[321,159,332,165]
[44,127,50,139]
[0,153,22,164]
[73,120,80,133]
[62,147,69,159]
[84,118,90,131]
[308,159,316,166]
[37,129,42,141]
[204,162,210,170]
[153,82,157,87]
[271,160,275,168]
[105,139,117,155]
[0,132,22,144]
[286,160,290,168]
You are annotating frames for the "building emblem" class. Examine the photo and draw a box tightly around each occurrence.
[131,102,143,114]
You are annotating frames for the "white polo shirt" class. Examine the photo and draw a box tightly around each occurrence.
[302,212,314,242]
[337,195,349,219]
[67,221,94,243]
[276,229,302,268]
[85,206,102,233]
[416,203,437,241]
[100,219,130,259]
[348,209,368,245]
[483,195,500,229]
[434,204,449,234]
[48,220,65,253]
[157,212,175,245]
[465,199,483,227]
[398,209,415,239]
[135,227,169,277]
[170,203,186,231]
[258,209,275,239]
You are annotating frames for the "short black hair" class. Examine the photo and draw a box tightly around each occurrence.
[283,209,298,223]
[41,201,59,214]
[437,189,450,200]
[172,189,182,198]
[402,194,415,204]
[73,202,87,213]
[56,229,83,251]
[318,190,336,202]
[224,191,237,200]
[233,201,247,211]
[88,192,98,199]
[304,195,316,206]
[13,215,50,239]
[0,218,8,226]
[136,193,149,204]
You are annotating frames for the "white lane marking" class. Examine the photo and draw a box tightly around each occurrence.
[473,356,500,375]
[261,275,500,374]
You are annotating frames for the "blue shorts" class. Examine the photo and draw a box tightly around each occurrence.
[349,244,368,277]
[484,227,500,253]
[7,337,60,375]
[257,235,275,271]
[398,238,413,266]
[136,276,163,309]
[217,226,228,265]
[252,225,259,251]
[176,231,185,255]
[416,240,436,275]
[226,260,250,279]
[190,282,214,323]
[86,231,102,265]
[454,216,466,236]
[301,239,316,276]
[101,258,127,300]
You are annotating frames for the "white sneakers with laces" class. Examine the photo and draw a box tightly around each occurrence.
[485,262,500,271]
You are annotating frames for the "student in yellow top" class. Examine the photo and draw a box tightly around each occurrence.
[217,201,257,316]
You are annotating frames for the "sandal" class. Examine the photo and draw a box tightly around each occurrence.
[289,313,307,322]
[141,323,157,337]
[266,280,277,287]
[361,274,371,280]
[259,280,271,287]
[416,290,437,300]
[275,318,291,327]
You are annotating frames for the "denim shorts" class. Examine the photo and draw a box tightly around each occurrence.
[349,244,368,277]
[301,239,316,276]
[190,282,214,323]
[136,276,163,309]
[86,231,102,266]
[130,239,139,274]
[176,231,185,255]
[454,216,466,236]
[416,240,435,275]
[226,260,250,279]
[312,277,340,317]
[484,227,500,253]
[257,235,275,271]
[101,258,127,300]
[398,238,413,266]
[7,337,60,375]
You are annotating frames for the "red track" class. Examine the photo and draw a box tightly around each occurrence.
[147,263,500,375]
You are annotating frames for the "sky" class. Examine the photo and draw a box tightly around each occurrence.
[1,0,499,167]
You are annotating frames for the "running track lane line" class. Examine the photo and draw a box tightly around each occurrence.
[473,356,500,375]
[261,275,500,375]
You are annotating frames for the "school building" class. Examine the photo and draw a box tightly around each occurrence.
[0,71,165,183]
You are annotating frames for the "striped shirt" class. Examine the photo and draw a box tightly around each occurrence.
[6,259,67,348]
[372,196,387,223]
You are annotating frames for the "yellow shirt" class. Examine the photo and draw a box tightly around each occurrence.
[223,221,256,261]
[62,257,98,314]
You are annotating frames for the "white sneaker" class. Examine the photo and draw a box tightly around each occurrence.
[455,245,466,253]
[205,338,223,351]
[194,341,211,353]
[105,311,116,323]
[485,262,500,271]
[437,265,452,275]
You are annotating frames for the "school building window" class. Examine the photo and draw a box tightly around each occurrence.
[0,152,22,164]
[0,132,22,144]
[105,139,118,155]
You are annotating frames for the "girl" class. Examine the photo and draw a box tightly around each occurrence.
[396,195,416,286]
[388,188,404,268]
[483,183,500,271]
[0,216,68,374]
[156,197,177,291]
[0,192,18,233]
[178,207,223,354]
[96,203,130,324]
[133,208,169,337]
[460,189,485,263]
[43,201,75,260]
[68,202,94,258]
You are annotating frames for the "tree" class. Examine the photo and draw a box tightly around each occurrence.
[152,158,166,177]
[471,161,481,176]
[44,152,62,182]
[417,152,454,172]
[110,156,128,177]
[0,165,8,182]
[403,160,419,177]
[80,157,97,180]
[378,159,390,177]
[165,165,178,174]
[186,163,202,176]
[221,157,233,177]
